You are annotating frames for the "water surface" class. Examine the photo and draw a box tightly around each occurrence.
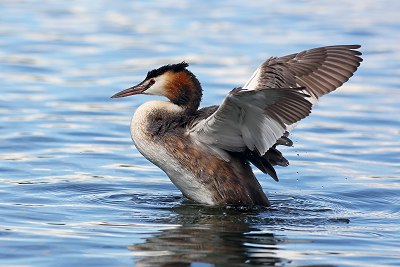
[1,1,400,266]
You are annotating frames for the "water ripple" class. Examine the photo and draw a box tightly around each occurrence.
[1,0,400,266]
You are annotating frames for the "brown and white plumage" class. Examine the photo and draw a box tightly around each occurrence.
[111,45,362,206]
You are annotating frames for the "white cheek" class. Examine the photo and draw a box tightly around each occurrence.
[144,76,167,96]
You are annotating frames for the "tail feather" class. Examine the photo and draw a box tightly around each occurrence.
[245,131,292,182]
[275,135,293,146]
[245,150,279,181]
[265,147,289,167]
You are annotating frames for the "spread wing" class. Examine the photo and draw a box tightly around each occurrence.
[189,45,362,162]
[189,87,312,157]
[244,45,363,102]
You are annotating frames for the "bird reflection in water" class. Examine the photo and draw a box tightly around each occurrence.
[128,204,283,266]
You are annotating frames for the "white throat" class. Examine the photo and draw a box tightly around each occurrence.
[129,100,183,141]
[129,100,183,166]
[128,100,215,205]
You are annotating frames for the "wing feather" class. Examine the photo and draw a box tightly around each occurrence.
[189,88,312,156]
[244,45,362,100]
[189,45,361,164]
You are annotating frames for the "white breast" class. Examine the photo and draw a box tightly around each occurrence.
[129,101,215,205]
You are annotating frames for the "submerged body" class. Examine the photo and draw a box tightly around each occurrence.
[112,45,363,206]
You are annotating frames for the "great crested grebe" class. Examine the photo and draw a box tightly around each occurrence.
[112,45,362,206]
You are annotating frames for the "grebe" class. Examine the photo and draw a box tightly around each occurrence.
[111,45,362,206]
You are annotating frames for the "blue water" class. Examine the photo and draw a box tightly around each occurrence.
[1,1,400,266]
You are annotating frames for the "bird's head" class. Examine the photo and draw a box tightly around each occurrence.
[111,62,202,112]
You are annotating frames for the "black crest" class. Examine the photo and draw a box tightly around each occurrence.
[145,62,189,79]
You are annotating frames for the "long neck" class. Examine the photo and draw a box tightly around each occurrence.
[168,70,202,114]
[131,100,185,137]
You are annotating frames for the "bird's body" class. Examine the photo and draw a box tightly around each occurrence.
[130,100,269,206]
[112,45,362,207]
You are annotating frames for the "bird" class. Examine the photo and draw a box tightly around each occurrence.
[111,45,362,207]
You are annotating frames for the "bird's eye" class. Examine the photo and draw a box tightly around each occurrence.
[148,79,155,86]
[144,79,155,89]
